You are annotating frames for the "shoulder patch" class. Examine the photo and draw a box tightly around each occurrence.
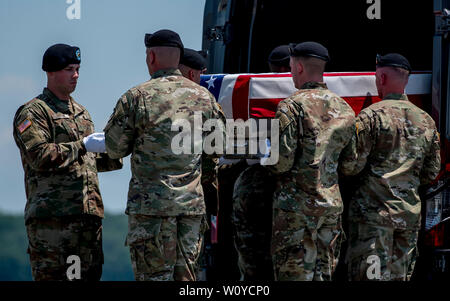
[277,102,298,131]
[18,119,32,134]
[355,119,366,138]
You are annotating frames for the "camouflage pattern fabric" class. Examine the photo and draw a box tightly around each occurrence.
[339,93,440,281]
[104,68,227,217]
[269,82,356,218]
[339,93,441,230]
[26,215,103,281]
[198,155,219,280]
[213,159,250,280]
[201,154,219,219]
[232,164,275,280]
[346,222,419,281]
[268,82,355,281]
[126,214,207,281]
[271,208,344,281]
[201,155,219,190]
[13,88,122,222]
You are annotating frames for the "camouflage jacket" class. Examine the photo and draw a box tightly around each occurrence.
[13,88,122,223]
[201,154,218,189]
[269,82,356,219]
[104,68,226,216]
[339,93,441,230]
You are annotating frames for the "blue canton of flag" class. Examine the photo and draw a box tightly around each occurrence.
[200,74,225,101]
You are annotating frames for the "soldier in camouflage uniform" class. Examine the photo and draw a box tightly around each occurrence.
[13,44,122,281]
[268,45,291,73]
[178,48,219,209]
[339,53,441,281]
[232,164,275,280]
[104,30,226,281]
[179,47,219,279]
[268,42,356,281]
[230,45,291,280]
[179,48,207,85]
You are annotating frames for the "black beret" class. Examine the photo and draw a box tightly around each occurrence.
[268,45,290,66]
[180,48,207,70]
[144,29,184,56]
[376,53,411,73]
[288,41,330,62]
[42,44,81,72]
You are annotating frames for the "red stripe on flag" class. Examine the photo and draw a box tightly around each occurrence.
[324,72,376,77]
[323,71,430,77]
[408,94,429,109]
[342,96,381,115]
[249,98,284,118]
[249,94,428,118]
[233,73,431,120]
[249,96,382,118]
[232,74,293,120]
[232,75,251,120]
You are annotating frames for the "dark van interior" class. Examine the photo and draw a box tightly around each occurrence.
[204,0,434,74]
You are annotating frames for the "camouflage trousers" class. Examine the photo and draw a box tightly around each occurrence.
[126,214,207,281]
[271,208,344,281]
[26,214,103,281]
[346,222,419,281]
[232,165,275,280]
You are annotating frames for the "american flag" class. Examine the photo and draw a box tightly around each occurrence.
[200,72,433,243]
[200,72,432,120]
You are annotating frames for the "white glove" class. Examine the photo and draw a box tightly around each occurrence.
[83,132,106,153]
[259,138,271,165]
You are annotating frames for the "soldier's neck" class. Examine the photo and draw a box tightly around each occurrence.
[381,88,405,99]
[298,76,324,87]
[46,86,70,102]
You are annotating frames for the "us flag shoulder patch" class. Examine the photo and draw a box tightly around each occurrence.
[18,119,32,134]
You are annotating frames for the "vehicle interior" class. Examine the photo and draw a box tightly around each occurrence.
[204,0,434,74]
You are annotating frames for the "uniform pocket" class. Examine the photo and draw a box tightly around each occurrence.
[77,115,94,137]
[125,215,162,246]
[129,217,176,278]
[52,113,77,142]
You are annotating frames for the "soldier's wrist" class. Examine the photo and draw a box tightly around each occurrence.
[78,139,87,157]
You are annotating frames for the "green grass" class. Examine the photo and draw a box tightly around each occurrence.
[0,212,134,281]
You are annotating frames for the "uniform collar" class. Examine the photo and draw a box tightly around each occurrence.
[382,93,409,101]
[300,81,328,90]
[151,68,182,79]
[42,88,81,115]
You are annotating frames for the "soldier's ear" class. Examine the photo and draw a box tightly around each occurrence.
[189,69,195,82]
[46,71,56,82]
[147,49,156,65]
[380,72,387,86]
[152,51,157,64]
[404,72,410,86]
[297,60,304,75]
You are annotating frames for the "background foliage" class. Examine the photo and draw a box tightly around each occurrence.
[0,212,134,281]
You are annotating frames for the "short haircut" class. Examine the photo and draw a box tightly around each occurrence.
[392,66,410,80]
[149,46,181,68]
[293,55,326,75]
[378,66,410,86]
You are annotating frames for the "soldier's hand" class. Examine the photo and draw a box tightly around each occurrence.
[259,138,271,165]
[83,132,106,153]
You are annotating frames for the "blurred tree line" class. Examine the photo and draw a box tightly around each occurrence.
[0,212,134,281]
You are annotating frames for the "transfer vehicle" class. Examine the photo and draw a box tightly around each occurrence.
[200,0,450,280]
